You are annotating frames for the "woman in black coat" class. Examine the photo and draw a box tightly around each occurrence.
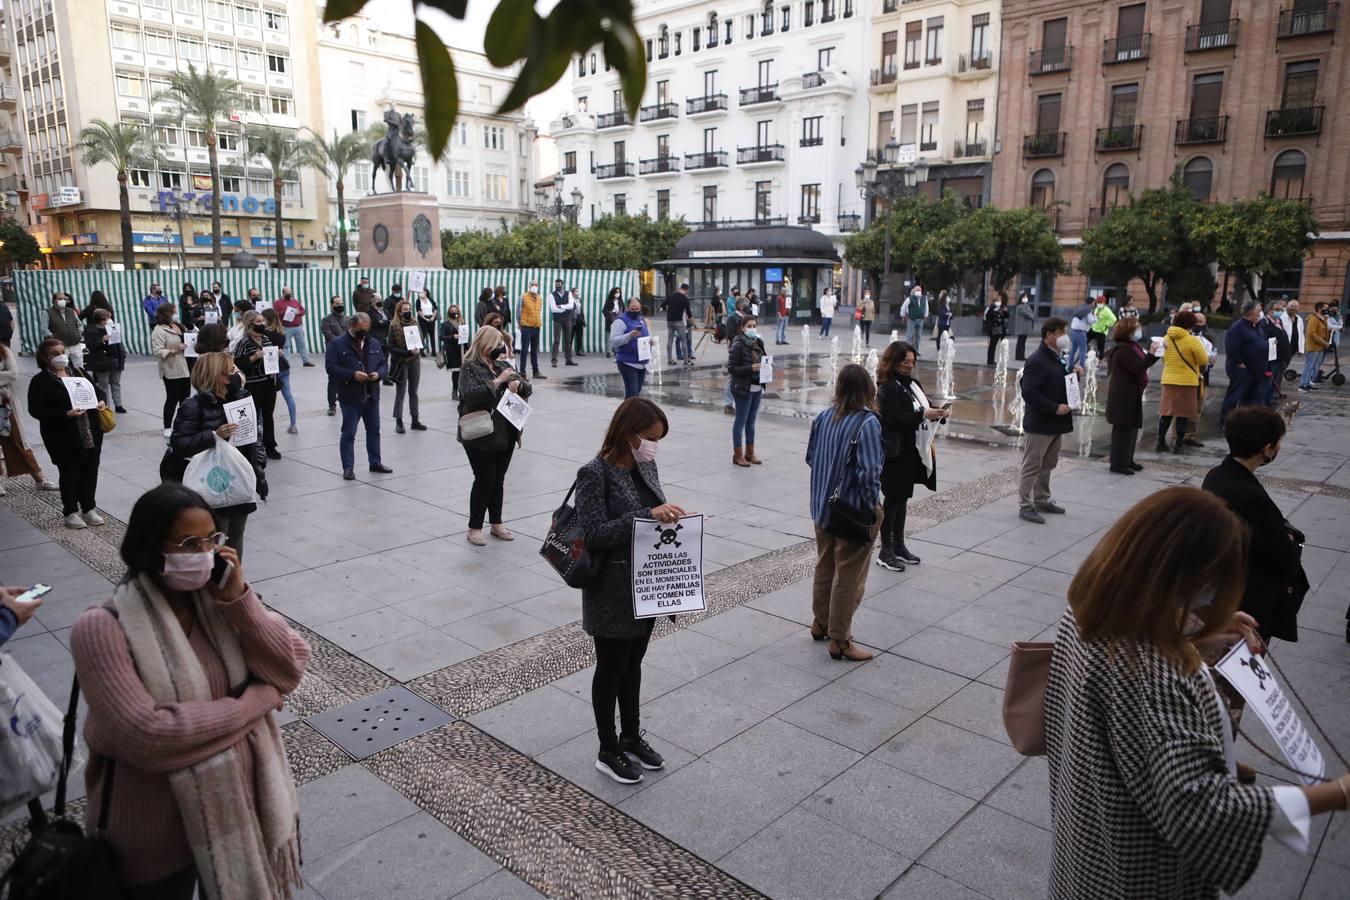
[439,305,466,399]
[83,309,127,413]
[1104,318,1159,474]
[458,325,532,546]
[79,289,115,324]
[233,311,281,460]
[1201,406,1309,644]
[875,341,944,571]
[166,350,267,556]
[27,338,108,529]
[727,315,767,467]
[575,396,687,785]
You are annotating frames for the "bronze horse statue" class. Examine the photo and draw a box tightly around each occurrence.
[372,109,416,193]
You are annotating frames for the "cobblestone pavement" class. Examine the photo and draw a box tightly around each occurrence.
[1,333,1346,899]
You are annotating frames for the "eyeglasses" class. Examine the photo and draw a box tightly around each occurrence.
[166,532,227,553]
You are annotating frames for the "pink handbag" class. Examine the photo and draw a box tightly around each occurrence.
[1002,641,1054,756]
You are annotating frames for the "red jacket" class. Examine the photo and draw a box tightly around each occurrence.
[776,293,789,317]
[273,296,305,326]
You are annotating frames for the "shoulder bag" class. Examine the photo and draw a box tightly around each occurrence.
[457,366,498,442]
[820,413,878,545]
[539,480,604,589]
[1002,640,1054,756]
[1170,335,1204,402]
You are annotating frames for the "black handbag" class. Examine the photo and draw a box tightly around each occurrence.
[820,414,878,545]
[539,481,604,589]
[1,674,122,900]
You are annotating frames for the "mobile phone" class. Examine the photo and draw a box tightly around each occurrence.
[14,583,51,605]
[211,553,234,589]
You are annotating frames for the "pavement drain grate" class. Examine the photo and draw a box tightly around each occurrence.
[303,686,453,760]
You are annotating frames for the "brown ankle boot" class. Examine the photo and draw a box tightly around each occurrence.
[828,639,874,662]
[745,443,762,464]
[733,448,751,467]
[809,620,827,641]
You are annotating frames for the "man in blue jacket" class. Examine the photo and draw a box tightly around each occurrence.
[1019,317,1078,524]
[1220,300,1270,427]
[326,312,394,481]
[142,283,169,324]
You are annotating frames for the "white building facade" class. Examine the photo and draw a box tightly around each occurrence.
[315,5,538,250]
[551,0,871,246]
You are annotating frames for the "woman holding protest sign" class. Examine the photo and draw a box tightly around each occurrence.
[27,338,109,529]
[459,326,532,546]
[575,397,687,785]
[84,308,127,414]
[389,297,426,434]
[151,302,191,440]
[233,311,281,461]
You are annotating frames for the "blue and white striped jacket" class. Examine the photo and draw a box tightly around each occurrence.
[805,409,883,526]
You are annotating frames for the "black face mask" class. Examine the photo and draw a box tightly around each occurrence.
[352,329,369,341]
[252,323,266,332]
[228,372,244,391]
[401,311,413,320]
[488,346,506,360]
[332,306,343,314]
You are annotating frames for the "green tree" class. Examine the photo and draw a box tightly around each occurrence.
[302,129,370,269]
[591,213,689,268]
[572,227,642,270]
[959,206,1062,304]
[884,192,968,275]
[324,0,645,160]
[1186,194,1317,303]
[442,229,501,269]
[843,225,886,293]
[154,63,244,267]
[75,120,162,270]
[247,126,313,269]
[0,221,41,271]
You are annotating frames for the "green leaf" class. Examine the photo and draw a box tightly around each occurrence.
[602,21,646,116]
[419,0,470,18]
[483,0,535,66]
[415,22,458,161]
[322,0,369,23]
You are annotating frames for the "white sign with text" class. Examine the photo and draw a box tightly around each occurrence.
[262,346,280,375]
[631,514,706,619]
[1215,643,1325,785]
[496,389,533,431]
[61,377,99,411]
[222,396,258,447]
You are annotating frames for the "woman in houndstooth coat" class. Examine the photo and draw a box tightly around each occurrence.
[1043,487,1349,899]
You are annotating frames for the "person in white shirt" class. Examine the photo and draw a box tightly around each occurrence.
[549,286,578,367]
[818,287,837,337]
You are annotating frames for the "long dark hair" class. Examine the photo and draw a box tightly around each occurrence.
[831,364,876,419]
[478,287,493,305]
[600,397,669,465]
[876,341,917,384]
[121,483,214,580]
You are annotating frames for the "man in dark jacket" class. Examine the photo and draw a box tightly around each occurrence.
[1219,300,1270,426]
[1019,317,1077,523]
[1201,406,1309,644]
[321,296,348,416]
[661,283,692,362]
[326,312,393,481]
[1260,300,1291,404]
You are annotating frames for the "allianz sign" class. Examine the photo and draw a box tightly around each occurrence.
[156,190,277,215]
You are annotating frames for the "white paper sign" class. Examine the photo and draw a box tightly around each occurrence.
[253,301,267,314]
[636,335,652,362]
[750,303,760,317]
[283,306,298,324]
[1065,373,1082,411]
[457,323,470,345]
[1268,337,1278,361]
[104,321,123,345]
[403,325,423,351]
[222,396,258,447]
[759,354,774,384]
[183,331,199,358]
[1215,643,1325,785]
[631,514,706,619]
[1150,336,1164,357]
[496,389,533,430]
[262,346,280,375]
[408,270,428,294]
[204,309,220,325]
[62,376,99,410]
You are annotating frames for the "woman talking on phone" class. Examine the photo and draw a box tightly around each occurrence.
[458,326,532,546]
[575,397,687,785]
[70,483,310,900]
[875,341,944,572]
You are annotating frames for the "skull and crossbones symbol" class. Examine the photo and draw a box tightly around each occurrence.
[653,522,682,550]
[1241,655,1270,690]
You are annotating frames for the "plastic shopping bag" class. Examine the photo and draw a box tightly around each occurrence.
[182,433,258,508]
[0,655,67,817]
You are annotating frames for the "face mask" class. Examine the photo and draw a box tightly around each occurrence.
[633,438,658,464]
[332,306,343,314]
[530,286,538,292]
[1191,587,1216,610]
[401,311,413,320]
[352,329,368,341]
[56,299,66,308]
[283,294,292,300]
[1132,329,1143,342]
[1055,334,1071,353]
[162,551,214,592]
[744,328,759,340]
[1260,446,1278,466]
[50,354,69,369]
[489,345,507,360]
[252,322,265,332]
[629,307,641,317]
[228,372,243,391]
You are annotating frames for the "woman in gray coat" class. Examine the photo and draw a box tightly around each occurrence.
[1012,291,1036,361]
[575,397,688,785]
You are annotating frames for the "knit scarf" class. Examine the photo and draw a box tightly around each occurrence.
[114,575,302,900]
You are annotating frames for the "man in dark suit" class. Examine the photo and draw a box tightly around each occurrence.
[1220,300,1270,426]
[1201,405,1309,644]
[325,312,394,481]
[1261,298,1292,404]
[1019,317,1079,524]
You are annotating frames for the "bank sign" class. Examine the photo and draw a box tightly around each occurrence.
[156,189,277,215]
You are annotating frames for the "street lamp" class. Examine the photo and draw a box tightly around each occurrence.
[263,223,274,268]
[297,230,305,267]
[538,177,583,271]
[855,146,929,327]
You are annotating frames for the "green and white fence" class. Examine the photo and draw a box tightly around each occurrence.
[13,268,640,357]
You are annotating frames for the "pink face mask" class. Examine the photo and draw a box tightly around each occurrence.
[162,551,214,592]
[633,438,658,464]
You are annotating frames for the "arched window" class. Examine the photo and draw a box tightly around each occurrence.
[1030,169,1055,208]
[708,12,719,46]
[1271,149,1307,199]
[1182,157,1214,201]
[658,25,669,58]
[1102,163,1130,207]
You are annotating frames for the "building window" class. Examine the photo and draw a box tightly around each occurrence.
[111,27,141,51]
[268,95,292,115]
[1030,169,1055,208]
[805,1,815,26]
[237,48,262,69]
[155,126,181,145]
[802,115,823,145]
[1102,163,1131,207]
[205,1,229,18]
[966,98,985,144]
[762,2,774,36]
[350,109,367,132]
[818,47,834,69]
[209,43,233,66]
[1271,150,1307,199]
[726,19,734,44]
[781,5,790,31]
[657,134,670,157]
[904,21,921,69]
[894,106,911,146]
[613,140,626,163]
[280,179,299,200]
[241,90,265,112]
[920,101,939,151]
[178,38,204,61]
[145,31,174,55]
[175,0,200,13]
[801,183,820,219]
[674,31,682,55]
[1182,157,1213,200]
[449,121,468,146]
[483,126,506,149]
[693,27,701,51]
[217,132,239,151]
[577,55,586,77]
[703,127,717,153]
[590,53,597,74]
[264,10,287,31]
[219,175,241,193]
[160,171,184,190]
[266,52,288,73]
[612,88,623,111]
[656,80,669,104]
[115,72,144,97]
[447,169,471,197]
[484,172,508,200]
[925,17,944,65]
[130,169,152,188]
[614,193,627,215]
[659,26,670,58]
[235,5,257,25]
[971,13,990,61]
[1190,72,1224,121]
[563,150,577,172]
[704,69,718,95]
[755,180,772,221]
[756,120,772,146]
[657,189,670,220]
[703,184,717,223]
[1282,60,1319,109]
[354,163,372,191]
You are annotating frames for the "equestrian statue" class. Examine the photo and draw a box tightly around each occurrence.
[372,108,417,193]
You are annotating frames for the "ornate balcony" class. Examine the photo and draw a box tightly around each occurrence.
[639,102,678,123]
[1185,18,1239,51]
[1103,33,1151,64]
[1023,131,1065,159]
[639,156,681,175]
[739,84,780,106]
[686,94,728,116]
[559,163,577,175]
[594,161,634,180]
[870,65,898,87]
[838,213,861,232]
[802,72,826,89]
[797,214,821,225]
[1175,115,1228,145]
[956,51,993,76]
[596,110,631,129]
[737,144,786,165]
[693,217,787,230]
[1265,106,1324,137]
[1277,3,1337,38]
[684,150,728,170]
[953,139,989,158]
[1096,124,1143,152]
[1029,46,1072,75]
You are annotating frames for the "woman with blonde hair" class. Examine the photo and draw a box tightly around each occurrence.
[151,302,190,440]
[233,310,280,460]
[458,326,532,546]
[1045,486,1349,899]
[259,308,298,436]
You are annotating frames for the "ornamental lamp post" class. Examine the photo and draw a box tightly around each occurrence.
[856,144,928,327]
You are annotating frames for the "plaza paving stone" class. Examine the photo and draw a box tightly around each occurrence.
[0,330,1346,897]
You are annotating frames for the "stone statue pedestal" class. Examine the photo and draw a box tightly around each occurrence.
[357,192,442,268]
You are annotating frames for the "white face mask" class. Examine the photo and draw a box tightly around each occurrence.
[1132,329,1143,342]
[1055,334,1071,353]
[50,354,70,369]
[56,299,66,308]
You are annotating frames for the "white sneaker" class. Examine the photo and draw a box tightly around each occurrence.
[63,513,87,529]
[33,478,58,491]
[287,425,298,434]
[81,510,106,526]
[0,482,7,496]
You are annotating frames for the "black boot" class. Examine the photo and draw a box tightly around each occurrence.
[410,419,427,431]
[395,418,406,434]
[894,544,921,566]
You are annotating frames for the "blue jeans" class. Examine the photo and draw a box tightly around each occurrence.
[906,318,923,347]
[667,322,689,360]
[775,317,788,343]
[820,316,832,337]
[339,395,382,471]
[1300,350,1325,387]
[278,368,296,426]
[519,325,541,374]
[1069,330,1088,370]
[285,326,310,364]
[723,375,734,407]
[732,390,762,448]
[618,364,646,398]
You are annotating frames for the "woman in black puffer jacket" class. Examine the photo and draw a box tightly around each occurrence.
[727,315,767,468]
[165,350,267,556]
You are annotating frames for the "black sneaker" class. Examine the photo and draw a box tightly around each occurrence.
[875,550,905,572]
[894,545,921,566]
[410,420,428,431]
[620,733,665,771]
[596,748,644,784]
[266,448,282,460]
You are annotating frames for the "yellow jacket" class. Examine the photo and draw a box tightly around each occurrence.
[519,292,542,328]
[1305,313,1330,352]
[1160,326,1208,387]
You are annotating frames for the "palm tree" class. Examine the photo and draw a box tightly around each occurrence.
[302,129,369,269]
[76,120,161,270]
[153,63,243,267]
[247,125,312,268]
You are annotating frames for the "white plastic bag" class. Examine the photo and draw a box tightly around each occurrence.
[0,654,66,817]
[183,433,258,508]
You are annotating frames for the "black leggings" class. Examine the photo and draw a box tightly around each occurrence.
[881,492,908,550]
[592,623,654,751]
[861,320,872,344]
[464,441,515,528]
[56,447,100,516]
[162,377,190,428]
[249,379,278,451]
[1157,415,1189,446]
